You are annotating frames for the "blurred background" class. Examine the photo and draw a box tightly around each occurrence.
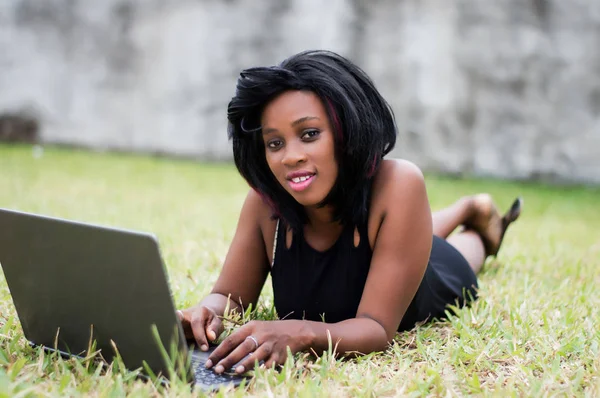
[1,0,599,184]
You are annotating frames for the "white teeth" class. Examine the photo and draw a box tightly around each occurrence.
[292,175,311,183]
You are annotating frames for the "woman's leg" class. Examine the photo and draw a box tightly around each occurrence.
[432,197,475,239]
[446,231,486,274]
[432,196,486,274]
[432,194,523,275]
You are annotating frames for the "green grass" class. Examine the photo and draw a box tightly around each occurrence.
[0,143,599,397]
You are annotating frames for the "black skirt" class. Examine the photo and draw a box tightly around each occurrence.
[398,235,478,331]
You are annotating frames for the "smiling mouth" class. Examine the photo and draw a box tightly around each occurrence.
[287,174,315,192]
[291,175,312,183]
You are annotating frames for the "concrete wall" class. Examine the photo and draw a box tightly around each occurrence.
[1,0,599,183]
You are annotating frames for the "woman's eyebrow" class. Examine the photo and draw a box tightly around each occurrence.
[291,116,320,127]
[262,116,321,135]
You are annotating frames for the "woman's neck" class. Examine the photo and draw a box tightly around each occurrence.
[305,205,338,228]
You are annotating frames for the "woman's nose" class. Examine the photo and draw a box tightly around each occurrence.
[282,141,307,166]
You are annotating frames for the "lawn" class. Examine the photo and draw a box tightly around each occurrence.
[0,144,599,397]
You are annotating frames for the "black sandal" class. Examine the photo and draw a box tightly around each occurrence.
[485,197,523,257]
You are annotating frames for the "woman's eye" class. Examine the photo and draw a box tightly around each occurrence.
[301,129,320,140]
[267,140,282,149]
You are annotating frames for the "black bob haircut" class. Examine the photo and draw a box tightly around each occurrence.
[227,50,397,231]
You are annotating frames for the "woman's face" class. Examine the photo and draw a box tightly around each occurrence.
[261,90,338,208]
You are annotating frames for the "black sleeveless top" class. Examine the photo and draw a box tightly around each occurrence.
[270,221,372,323]
[269,219,480,331]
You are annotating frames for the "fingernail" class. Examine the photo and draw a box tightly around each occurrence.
[235,365,245,374]
[207,330,216,340]
[215,364,224,374]
[205,359,212,368]
[200,344,208,351]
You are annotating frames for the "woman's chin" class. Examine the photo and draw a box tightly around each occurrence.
[288,192,324,208]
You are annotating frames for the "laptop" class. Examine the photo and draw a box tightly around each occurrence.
[0,207,247,391]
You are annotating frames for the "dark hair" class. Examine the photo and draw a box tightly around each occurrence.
[227,50,397,231]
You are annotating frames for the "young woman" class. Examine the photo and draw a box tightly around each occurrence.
[178,50,522,375]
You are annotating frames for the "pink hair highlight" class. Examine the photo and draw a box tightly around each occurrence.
[325,98,343,146]
[367,154,378,178]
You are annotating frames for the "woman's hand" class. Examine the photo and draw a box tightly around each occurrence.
[177,305,224,352]
[205,320,310,374]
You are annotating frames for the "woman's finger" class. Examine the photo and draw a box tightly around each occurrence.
[212,335,261,374]
[233,342,272,374]
[205,329,251,371]
[176,309,194,339]
[205,314,223,343]
[262,351,283,370]
[190,309,211,351]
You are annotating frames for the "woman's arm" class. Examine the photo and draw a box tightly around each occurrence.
[209,189,272,309]
[353,159,432,343]
[204,317,386,374]
[179,189,272,348]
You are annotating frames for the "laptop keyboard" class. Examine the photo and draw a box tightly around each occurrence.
[190,353,245,389]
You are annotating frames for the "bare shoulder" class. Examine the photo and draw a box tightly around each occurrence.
[211,189,275,307]
[244,189,273,217]
[367,159,429,247]
[372,159,426,201]
[242,189,277,227]
[242,189,279,263]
